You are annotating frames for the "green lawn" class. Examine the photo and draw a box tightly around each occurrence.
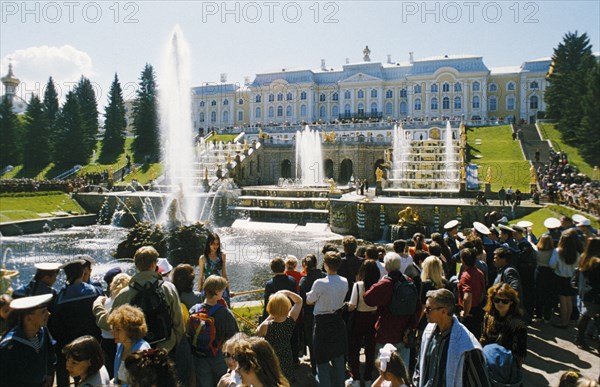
[207,133,238,143]
[538,122,594,177]
[467,125,530,192]
[231,304,262,336]
[511,205,598,237]
[0,192,86,223]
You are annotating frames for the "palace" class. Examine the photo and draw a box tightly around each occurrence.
[191,48,555,132]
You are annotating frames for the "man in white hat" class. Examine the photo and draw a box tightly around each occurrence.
[0,294,55,387]
[576,217,597,239]
[443,220,462,257]
[12,262,61,299]
[472,222,503,285]
[542,217,562,246]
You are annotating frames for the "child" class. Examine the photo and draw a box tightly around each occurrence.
[0,294,12,337]
[284,256,303,291]
[371,344,409,387]
[217,332,249,387]
[125,348,178,387]
[63,335,110,386]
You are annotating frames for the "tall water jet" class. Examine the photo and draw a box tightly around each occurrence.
[159,25,200,222]
[444,120,457,181]
[295,125,325,186]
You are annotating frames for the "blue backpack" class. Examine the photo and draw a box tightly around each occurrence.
[483,343,523,387]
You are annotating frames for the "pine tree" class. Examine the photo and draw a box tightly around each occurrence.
[544,31,596,144]
[579,63,600,167]
[0,97,22,167]
[57,91,87,165]
[43,77,60,159]
[101,73,127,161]
[75,76,99,160]
[23,95,51,167]
[132,64,160,163]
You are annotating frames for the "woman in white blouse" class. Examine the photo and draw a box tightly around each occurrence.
[549,229,581,328]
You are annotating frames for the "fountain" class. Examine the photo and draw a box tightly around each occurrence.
[295,125,325,186]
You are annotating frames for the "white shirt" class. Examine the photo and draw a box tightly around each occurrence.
[349,281,377,312]
[400,254,414,274]
[306,274,348,315]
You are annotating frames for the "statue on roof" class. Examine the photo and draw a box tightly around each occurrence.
[363,46,371,62]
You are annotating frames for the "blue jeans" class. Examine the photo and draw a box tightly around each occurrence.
[193,352,227,387]
[316,354,345,387]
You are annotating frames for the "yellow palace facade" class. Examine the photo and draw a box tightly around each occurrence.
[191,49,551,131]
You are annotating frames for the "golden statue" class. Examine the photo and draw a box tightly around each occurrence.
[323,131,336,142]
[460,164,466,182]
[530,165,538,184]
[594,166,599,181]
[386,149,392,163]
[327,178,337,194]
[376,167,384,182]
[486,166,492,184]
[397,206,420,227]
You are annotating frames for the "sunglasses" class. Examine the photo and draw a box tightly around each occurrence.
[493,298,512,305]
[425,306,444,313]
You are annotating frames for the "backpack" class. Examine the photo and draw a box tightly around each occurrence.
[129,280,173,346]
[188,303,224,357]
[387,274,418,316]
[482,343,523,387]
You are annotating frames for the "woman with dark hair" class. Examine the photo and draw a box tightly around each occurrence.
[233,337,290,387]
[298,253,325,374]
[408,233,429,257]
[347,260,382,386]
[533,234,556,322]
[575,237,600,349]
[172,264,202,310]
[125,348,179,387]
[430,232,452,264]
[549,229,581,328]
[198,232,231,304]
[480,283,527,366]
[63,335,110,386]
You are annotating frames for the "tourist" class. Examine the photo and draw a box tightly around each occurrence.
[549,229,581,328]
[347,260,381,386]
[158,258,174,280]
[298,253,325,374]
[364,252,422,370]
[188,275,239,387]
[107,304,151,386]
[512,224,537,320]
[0,294,12,337]
[413,289,490,387]
[443,219,463,258]
[217,333,249,387]
[12,262,61,299]
[533,234,557,322]
[557,370,600,387]
[473,221,501,284]
[284,256,304,291]
[0,294,55,387]
[256,289,303,382]
[498,187,506,206]
[371,344,410,387]
[430,232,453,269]
[408,233,429,257]
[306,251,348,387]
[420,256,449,305]
[543,217,563,246]
[233,337,290,387]
[405,250,427,292]
[339,235,364,300]
[393,239,414,274]
[506,186,514,205]
[172,263,202,310]
[93,246,184,354]
[574,238,600,349]
[262,257,296,321]
[63,335,111,386]
[458,248,487,339]
[54,258,103,387]
[198,232,232,305]
[366,245,387,278]
[100,272,131,379]
[480,283,528,366]
[103,267,122,295]
[493,247,524,301]
[125,348,179,387]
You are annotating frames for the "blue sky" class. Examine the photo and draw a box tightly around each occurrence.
[1,1,599,104]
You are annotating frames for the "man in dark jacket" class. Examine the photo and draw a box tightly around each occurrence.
[338,235,363,301]
[262,257,296,320]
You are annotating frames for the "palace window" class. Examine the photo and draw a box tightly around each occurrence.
[255,95,261,103]
[268,106,274,117]
[286,92,292,101]
[399,101,408,115]
[286,106,292,116]
[454,82,462,92]
[371,89,378,98]
[199,101,205,107]
[332,105,339,117]
[332,92,339,101]
[400,88,407,98]
[222,110,229,123]
[238,98,243,105]
[385,102,392,115]
[414,98,422,111]
[414,84,421,94]
[454,96,462,109]
[344,104,351,115]
[431,83,438,93]
[269,94,274,102]
[319,105,326,118]
[301,91,307,100]
[344,90,351,99]
[300,104,307,116]
[357,103,364,115]
[530,95,539,109]
[472,96,480,109]
[489,97,497,111]
[442,82,450,92]
[530,81,539,89]
[238,111,243,121]
[431,97,438,110]
[277,93,283,101]
[371,102,378,114]
[507,82,515,91]
[223,99,229,106]
[489,83,498,92]
[211,100,217,106]
[199,112,205,122]
[386,89,393,99]
[442,97,450,110]
[472,81,480,92]
[211,111,216,122]
[320,93,326,102]
[277,106,283,117]
[358,89,365,99]
[255,107,261,118]
[507,96,515,111]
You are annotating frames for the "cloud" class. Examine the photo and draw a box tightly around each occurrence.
[1,45,98,102]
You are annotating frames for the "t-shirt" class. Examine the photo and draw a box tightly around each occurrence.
[458,266,485,308]
[306,274,348,315]
[79,366,110,387]
[349,281,377,312]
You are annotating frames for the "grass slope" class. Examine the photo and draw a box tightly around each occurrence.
[467,125,530,192]
[538,122,594,177]
[511,205,598,237]
[0,192,86,223]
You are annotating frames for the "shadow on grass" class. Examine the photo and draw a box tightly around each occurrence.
[97,152,120,166]
[15,164,62,179]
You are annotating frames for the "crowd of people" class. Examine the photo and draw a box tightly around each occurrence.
[0,216,599,387]
[536,148,599,216]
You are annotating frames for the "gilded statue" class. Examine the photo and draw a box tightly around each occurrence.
[397,206,420,227]
[327,178,337,194]
[530,165,538,184]
[376,167,384,182]
[323,131,336,142]
[486,166,492,184]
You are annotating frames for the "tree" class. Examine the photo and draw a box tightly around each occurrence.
[579,63,600,167]
[56,91,87,165]
[74,76,99,160]
[0,97,22,167]
[23,95,51,167]
[101,73,127,161]
[132,64,160,163]
[43,77,60,159]
[545,31,596,144]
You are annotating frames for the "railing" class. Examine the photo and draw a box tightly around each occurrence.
[0,165,14,176]
[54,165,82,180]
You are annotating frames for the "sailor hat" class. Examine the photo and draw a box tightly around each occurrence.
[543,217,561,229]
[473,222,491,235]
[157,258,173,275]
[497,216,509,225]
[75,255,96,265]
[577,218,591,227]
[490,224,501,235]
[517,221,533,228]
[572,214,587,224]
[511,225,526,234]
[34,263,62,271]
[499,224,515,233]
[60,259,86,270]
[444,220,459,230]
[10,294,53,311]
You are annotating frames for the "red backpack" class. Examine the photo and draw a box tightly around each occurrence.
[188,303,224,357]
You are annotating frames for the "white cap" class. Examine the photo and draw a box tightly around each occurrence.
[517,220,533,228]
[60,259,86,270]
[444,220,459,230]
[10,294,53,311]
[572,214,587,224]
[473,222,491,235]
[34,263,62,271]
[157,258,173,275]
[577,218,591,227]
[544,217,561,229]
